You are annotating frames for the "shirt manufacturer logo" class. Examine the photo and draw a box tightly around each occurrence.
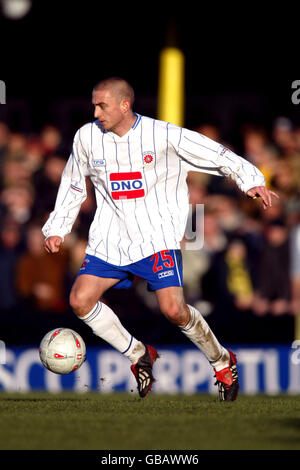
[110,172,145,200]
[92,159,106,167]
[158,270,174,279]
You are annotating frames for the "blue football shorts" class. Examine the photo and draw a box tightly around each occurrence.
[77,249,183,291]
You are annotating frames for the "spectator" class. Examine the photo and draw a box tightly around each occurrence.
[252,219,291,316]
[193,123,221,142]
[270,159,300,205]
[40,125,62,156]
[0,219,24,311]
[186,172,208,205]
[242,124,279,188]
[0,183,35,225]
[23,137,45,174]
[182,205,230,307]
[1,132,27,171]
[205,194,245,234]
[224,238,254,311]
[200,236,254,305]
[1,158,33,188]
[32,155,67,215]
[272,117,298,158]
[15,223,69,312]
[199,236,255,343]
[0,121,10,166]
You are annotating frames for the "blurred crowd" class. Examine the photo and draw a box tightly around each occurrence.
[0,115,300,345]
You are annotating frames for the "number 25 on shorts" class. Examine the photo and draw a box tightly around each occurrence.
[150,250,174,273]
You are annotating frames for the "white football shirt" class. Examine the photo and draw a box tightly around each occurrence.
[42,114,265,265]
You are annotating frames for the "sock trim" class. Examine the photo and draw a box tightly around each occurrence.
[121,335,133,355]
[181,305,196,332]
[83,302,102,323]
[209,352,223,366]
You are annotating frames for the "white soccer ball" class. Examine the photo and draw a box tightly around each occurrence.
[39,328,86,374]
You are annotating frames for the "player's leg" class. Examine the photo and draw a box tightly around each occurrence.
[155,286,229,367]
[155,286,239,401]
[72,254,160,398]
[69,272,146,364]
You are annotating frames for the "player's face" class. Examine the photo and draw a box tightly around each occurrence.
[92,89,125,133]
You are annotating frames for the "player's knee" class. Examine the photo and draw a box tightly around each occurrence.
[69,289,95,317]
[69,289,83,313]
[160,301,188,326]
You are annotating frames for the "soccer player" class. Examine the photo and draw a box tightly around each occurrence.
[42,77,278,401]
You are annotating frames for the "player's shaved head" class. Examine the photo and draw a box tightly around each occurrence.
[93,77,135,108]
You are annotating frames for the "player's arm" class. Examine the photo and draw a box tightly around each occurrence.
[216,152,279,210]
[42,128,89,251]
[175,128,279,207]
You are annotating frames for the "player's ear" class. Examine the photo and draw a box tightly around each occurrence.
[120,99,130,113]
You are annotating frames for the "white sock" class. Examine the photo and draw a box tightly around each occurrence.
[180,305,229,371]
[80,301,145,364]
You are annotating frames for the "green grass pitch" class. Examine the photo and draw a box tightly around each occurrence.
[0,392,300,450]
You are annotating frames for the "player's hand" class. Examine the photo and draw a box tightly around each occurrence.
[246,186,279,210]
[44,235,63,253]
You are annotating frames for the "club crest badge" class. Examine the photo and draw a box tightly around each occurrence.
[143,151,155,166]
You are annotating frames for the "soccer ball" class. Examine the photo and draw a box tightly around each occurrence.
[39,328,86,374]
